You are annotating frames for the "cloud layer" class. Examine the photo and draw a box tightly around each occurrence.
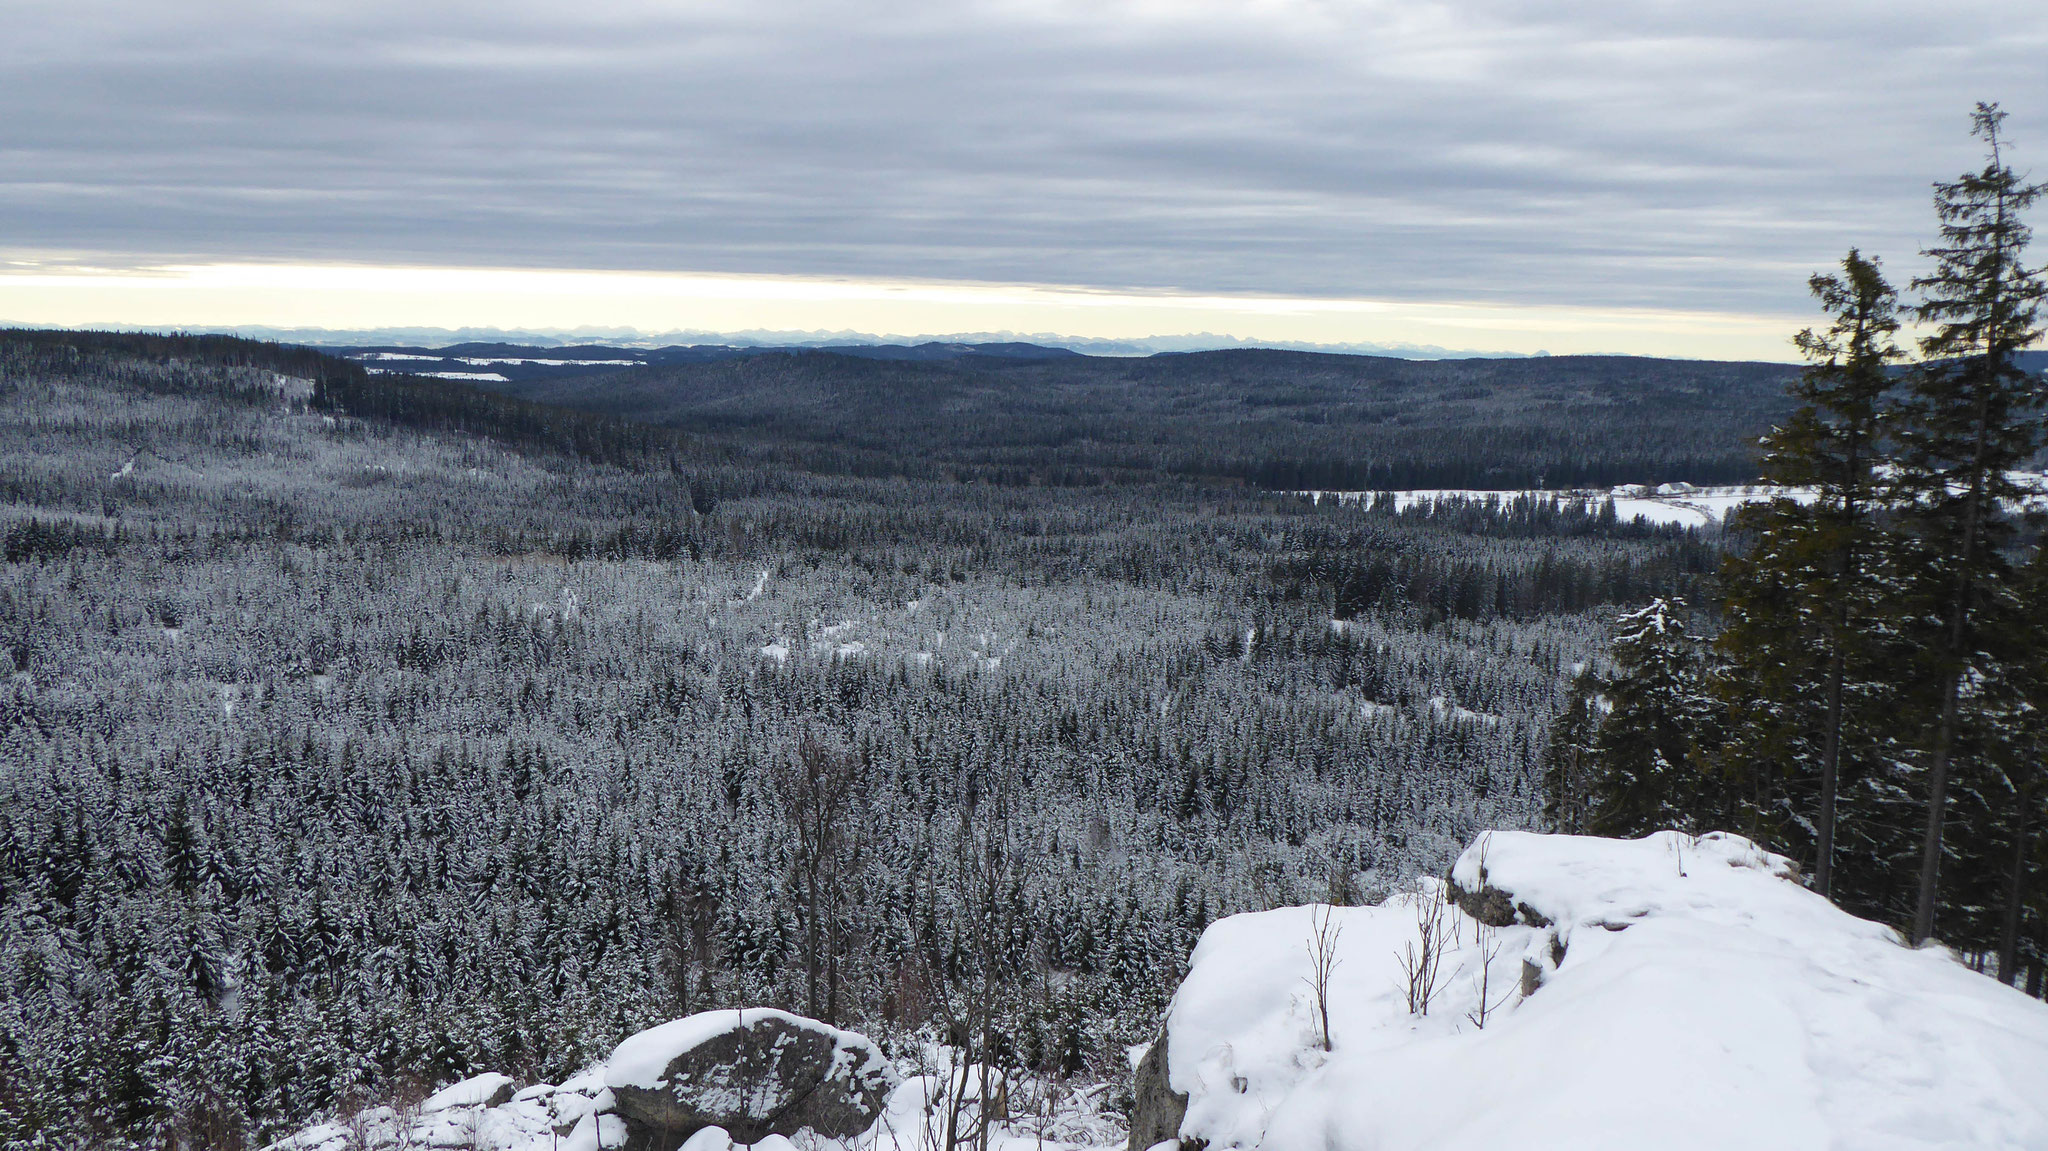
[6,0,2046,321]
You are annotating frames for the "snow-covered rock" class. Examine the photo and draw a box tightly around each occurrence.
[1154,830,2048,1151]
[1126,1029,1186,1151]
[604,1009,898,1149]
[422,1072,518,1113]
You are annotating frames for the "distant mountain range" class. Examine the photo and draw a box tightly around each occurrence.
[332,340,1092,385]
[136,322,1548,360]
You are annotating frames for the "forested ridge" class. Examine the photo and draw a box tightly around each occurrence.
[479,346,1797,491]
[0,329,1721,1148]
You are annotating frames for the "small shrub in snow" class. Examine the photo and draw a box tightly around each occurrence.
[1396,884,1453,1017]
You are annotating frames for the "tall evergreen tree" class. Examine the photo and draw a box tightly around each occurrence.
[1716,251,1902,895]
[1541,668,1602,834]
[1892,103,2048,945]
[163,794,205,898]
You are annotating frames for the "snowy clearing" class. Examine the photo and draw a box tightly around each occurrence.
[455,357,646,366]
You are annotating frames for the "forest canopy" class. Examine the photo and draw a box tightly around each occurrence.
[0,327,1715,1148]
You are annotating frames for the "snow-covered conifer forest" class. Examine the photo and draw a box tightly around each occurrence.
[0,330,1726,1147]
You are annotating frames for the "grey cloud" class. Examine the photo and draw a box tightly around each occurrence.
[4,0,2045,314]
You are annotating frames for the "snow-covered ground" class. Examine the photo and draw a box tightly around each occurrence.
[344,352,645,368]
[453,357,645,367]
[1163,830,2048,1151]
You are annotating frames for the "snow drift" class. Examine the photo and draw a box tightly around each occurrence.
[1156,830,2048,1151]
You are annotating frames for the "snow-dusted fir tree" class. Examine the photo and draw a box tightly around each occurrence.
[1890,103,2047,945]
[1587,598,1716,837]
[1715,250,1904,898]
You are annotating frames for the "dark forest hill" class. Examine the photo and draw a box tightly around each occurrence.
[475,348,1799,491]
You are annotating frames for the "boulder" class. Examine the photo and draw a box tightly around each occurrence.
[1444,877,1550,928]
[420,1071,518,1113]
[514,1073,605,1136]
[1126,1030,1188,1151]
[602,1009,897,1151]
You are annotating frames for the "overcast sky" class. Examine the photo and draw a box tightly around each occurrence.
[4,0,2045,355]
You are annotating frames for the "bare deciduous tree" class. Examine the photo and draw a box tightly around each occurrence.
[1304,905,1342,1051]
[771,734,863,1022]
[1397,884,1454,1017]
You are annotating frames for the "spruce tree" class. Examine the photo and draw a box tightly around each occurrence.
[1893,103,2048,945]
[1716,251,1902,895]
[163,795,204,898]
[1587,598,1714,837]
[1541,668,1602,834]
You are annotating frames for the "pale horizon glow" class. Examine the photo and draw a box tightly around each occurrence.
[7,1,2040,359]
[0,259,1807,359]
